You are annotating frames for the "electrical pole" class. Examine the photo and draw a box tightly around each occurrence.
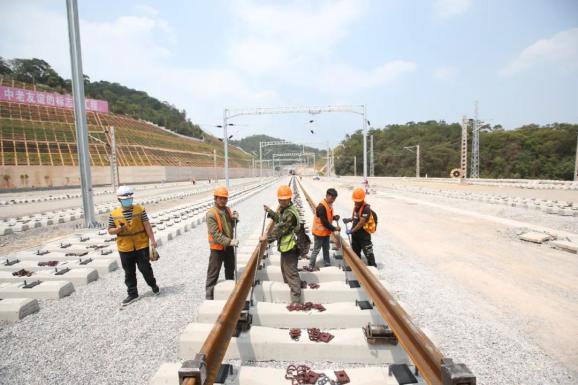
[362,104,367,181]
[259,142,263,178]
[370,134,374,177]
[460,116,468,178]
[223,109,229,187]
[66,0,96,227]
[470,101,480,178]
[353,156,356,177]
[416,144,420,178]
[574,134,578,181]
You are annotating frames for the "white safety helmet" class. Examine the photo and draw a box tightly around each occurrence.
[116,185,134,197]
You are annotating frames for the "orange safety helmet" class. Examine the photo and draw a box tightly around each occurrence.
[352,187,365,202]
[213,186,229,198]
[277,185,292,200]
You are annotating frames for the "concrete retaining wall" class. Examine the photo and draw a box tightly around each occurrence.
[0,166,271,189]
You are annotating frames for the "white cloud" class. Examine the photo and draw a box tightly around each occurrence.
[433,0,472,18]
[433,65,457,80]
[228,0,365,75]
[0,1,278,128]
[317,61,417,92]
[501,28,578,76]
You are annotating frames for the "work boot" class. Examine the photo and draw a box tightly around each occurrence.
[121,294,138,306]
[152,285,160,295]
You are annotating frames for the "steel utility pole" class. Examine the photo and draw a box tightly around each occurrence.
[353,156,356,177]
[574,134,578,181]
[460,116,468,178]
[222,109,230,187]
[470,101,480,178]
[403,144,420,178]
[66,0,96,227]
[416,144,420,178]
[370,134,374,177]
[362,104,368,180]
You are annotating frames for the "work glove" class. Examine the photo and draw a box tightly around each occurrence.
[346,229,353,235]
[229,239,239,247]
[342,218,352,224]
[333,215,340,221]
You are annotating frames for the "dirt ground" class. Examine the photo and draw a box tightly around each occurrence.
[339,176,578,203]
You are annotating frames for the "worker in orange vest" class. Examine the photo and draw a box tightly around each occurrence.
[309,188,340,268]
[343,187,377,267]
[204,186,239,300]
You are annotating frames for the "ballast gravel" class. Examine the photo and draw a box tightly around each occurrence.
[0,182,278,385]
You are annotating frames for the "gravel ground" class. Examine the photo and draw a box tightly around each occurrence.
[302,178,577,385]
[0,182,278,385]
[0,179,261,255]
[374,186,578,235]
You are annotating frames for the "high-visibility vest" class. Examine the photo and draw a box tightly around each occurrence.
[279,204,300,253]
[312,199,333,237]
[111,205,149,252]
[352,203,377,234]
[208,207,233,250]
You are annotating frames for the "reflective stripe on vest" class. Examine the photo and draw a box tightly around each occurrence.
[112,205,149,252]
[208,207,232,250]
[312,199,333,237]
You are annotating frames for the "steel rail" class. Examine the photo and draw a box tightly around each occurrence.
[180,206,275,385]
[295,178,459,385]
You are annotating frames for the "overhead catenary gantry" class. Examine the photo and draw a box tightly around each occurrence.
[272,152,316,174]
[222,105,369,187]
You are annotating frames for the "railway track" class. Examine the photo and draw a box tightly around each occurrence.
[150,177,475,385]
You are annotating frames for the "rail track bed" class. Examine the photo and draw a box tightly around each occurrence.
[150,177,475,385]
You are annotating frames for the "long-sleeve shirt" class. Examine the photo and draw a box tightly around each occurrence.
[266,204,298,244]
[206,206,235,247]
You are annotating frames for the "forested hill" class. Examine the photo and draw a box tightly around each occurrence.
[335,121,578,180]
[0,57,205,139]
[231,134,325,156]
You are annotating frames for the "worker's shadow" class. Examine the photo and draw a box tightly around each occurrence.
[156,283,186,296]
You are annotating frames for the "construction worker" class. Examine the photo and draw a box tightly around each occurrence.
[309,188,340,268]
[205,186,239,300]
[260,185,302,304]
[108,186,159,306]
[344,187,377,267]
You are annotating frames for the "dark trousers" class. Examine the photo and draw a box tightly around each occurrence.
[309,235,330,267]
[119,247,157,296]
[351,235,376,267]
[281,247,301,304]
[205,247,235,300]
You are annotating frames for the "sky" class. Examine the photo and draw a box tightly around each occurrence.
[1,0,577,147]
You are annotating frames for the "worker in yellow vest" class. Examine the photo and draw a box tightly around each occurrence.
[260,185,302,304]
[205,186,239,300]
[309,188,340,268]
[108,186,159,306]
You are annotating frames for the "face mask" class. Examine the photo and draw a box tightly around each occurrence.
[120,198,133,208]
